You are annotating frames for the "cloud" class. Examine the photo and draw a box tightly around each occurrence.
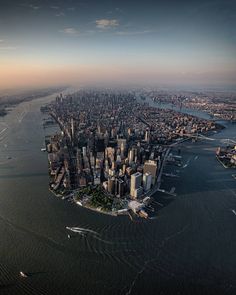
[116,30,153,36]
[0,39,4,42]
[28,4,40,10]
[55,12,65,17]
[96,19,119,29]
[60,27,79,36]
[51,6,59,9]
[115,8,123,13]
[21,4,40,10]
[67,7,75,11]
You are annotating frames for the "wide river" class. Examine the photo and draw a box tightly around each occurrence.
[0,90,235,295]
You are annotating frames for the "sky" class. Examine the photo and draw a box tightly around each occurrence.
[0,0,236,90]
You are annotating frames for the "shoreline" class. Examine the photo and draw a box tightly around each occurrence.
[48,139,186,218]
[48,128,225,219]
[151,99,236,122]
[46,92,227,219]
[0,86,68,117]
[49,188,119,216]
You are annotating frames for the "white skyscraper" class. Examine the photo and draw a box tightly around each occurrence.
[82,146,87,157]
[129,149,134,164]
[130,172,142,198]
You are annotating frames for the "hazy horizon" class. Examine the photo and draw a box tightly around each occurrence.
[0,0,236,90]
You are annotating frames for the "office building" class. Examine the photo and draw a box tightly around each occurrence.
[143,172,152,191]
[130,172,142,198]
[143,160,157,184]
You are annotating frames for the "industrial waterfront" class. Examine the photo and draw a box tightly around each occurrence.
[0,90,236,295]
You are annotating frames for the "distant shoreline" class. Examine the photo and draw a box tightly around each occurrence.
[0,86,68,117]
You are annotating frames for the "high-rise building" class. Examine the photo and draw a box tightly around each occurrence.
[108,177,115,194]
[134,187,143,199]
[117,138,127,157]
[145,129,150,143]
[82,146,87,157]
[106,147,115,161]
[71,118,75,139]
[143,172,152,191]
[129,149,134,164]
[143,160,157,184]
[115,179,124,197]
[130,172,142,198]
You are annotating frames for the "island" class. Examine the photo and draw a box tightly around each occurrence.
[43,89,220,219]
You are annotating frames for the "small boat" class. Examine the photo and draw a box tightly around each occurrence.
[19,271,28,278]
[67,234,71,239]
[76,201,83,206]
[41,147,46,152]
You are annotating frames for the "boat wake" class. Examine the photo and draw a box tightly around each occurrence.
[231,209,236,216]
[66,226,99,235]
[182,158,191,168]
[66,226,113,244]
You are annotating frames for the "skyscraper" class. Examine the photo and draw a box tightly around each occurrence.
[130,172,142,198]
[143,172,152,191]
[143,160,158,184]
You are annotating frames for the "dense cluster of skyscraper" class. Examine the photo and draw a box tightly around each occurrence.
[45,89,217,206]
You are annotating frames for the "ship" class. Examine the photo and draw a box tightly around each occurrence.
[19,271,28,278]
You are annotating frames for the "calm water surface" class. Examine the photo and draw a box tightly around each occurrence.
[0,91,235,295]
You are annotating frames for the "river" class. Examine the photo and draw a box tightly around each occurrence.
[0,90,235,295]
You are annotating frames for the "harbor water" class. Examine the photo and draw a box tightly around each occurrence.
[0,91,235,295]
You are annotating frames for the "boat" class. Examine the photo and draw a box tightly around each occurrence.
[41,147,46,152]
[232,174,236,180]
[76,201,83,206]
[19,271,28,278]
[67,234,71,239]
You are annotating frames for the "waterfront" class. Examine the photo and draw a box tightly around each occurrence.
[0,92,236,295]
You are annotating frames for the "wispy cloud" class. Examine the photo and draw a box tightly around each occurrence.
[30,4,40,10]
[60,27,79,36]
[115,8,123,13]
[51,6,59,10]
[55,12,65,17]
[23,3,40,10]
[116,30,154,36]
[107,7,123,15]
[96,19,119,29]
[0,39,4,42]
[67,7,75,11]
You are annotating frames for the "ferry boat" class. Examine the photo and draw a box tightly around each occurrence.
[19,271,28,278]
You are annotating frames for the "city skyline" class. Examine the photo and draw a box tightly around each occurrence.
[0,0,236,89]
